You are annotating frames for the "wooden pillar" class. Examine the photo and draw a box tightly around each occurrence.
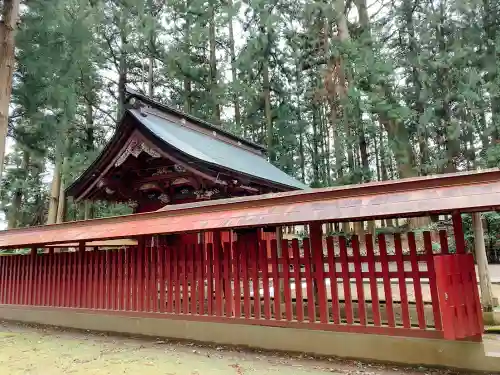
[309,222,323,315]
[452,211,466,254]
[472,213,496,311]
[275,226,284,300]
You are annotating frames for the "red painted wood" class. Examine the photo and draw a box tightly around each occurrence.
[465,255,484,335]
[18,256,24,305]
[352,235,366,326]
[310,224,327,324]
[190,245,197,315]
[259,240,271,320]
[251,240,261,320]
[100,251,106,309]
[197,244,204,315]
[224,241,233,317]
[439,230,449,254]
[326,237,339,324]
[9,255,14,304]
[43,253,48,306]
[4,256,9,304]
[131,248,137,311]
[182,245,189,314]
[174,245,181,314]
[159,246,166,313]
[452,212,466,254]
[61,253,68,307]
[270,239,281,320]
[378,234,395,327]
[214,243,223,317]
[144,246,150,312]
[302,238,315,322]
[152,247,158,313]
[394,233,410,328]
[281,239,293,321]
[291,239,303,322]
[241,241,250,319]
[0,257,4,304]
[118,249,124,310]
[167,247,174,313]
[365,234,380,326]
[407,232,425,329]
[338,236,353,324]
[124,248,130,311]
[423,231,442,331]
[113,250,119,310]
[206,243,213,315]
[434,255,456,339]
[106,250,112,310]
[233,240,241,318]
[13,255,19,304]
[450,257,466,337]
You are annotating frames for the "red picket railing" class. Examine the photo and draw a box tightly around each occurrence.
[0,230,480,340]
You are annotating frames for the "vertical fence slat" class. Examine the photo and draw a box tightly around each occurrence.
[167,247,174,313]
[174,245,181,314]
[145,246,151,312]
[90,250,97,309]
[270,239,280,320]
[303,238,315,323]
[0,256,5,304]
[197,244,204,315]
[214,244,223,317]
[241,242,250,319]
[224,241,233,317]
[394,233,410,328]
[233,241,241,318]
[291,239,303,322]
[182,245,190,314]
[44,252,50,306]
[100,251,106,309]
[190,245,196,315]
[424,231,442,330]
[9,255,14,304]
[113,250,118,310]
[352,235,367,326]
[124,248,130,311]
[311,227,327,324]
[152,247,158,313]
[439,230,449,255]
[365,234,381,326]
[13,255,19,305]
[326,237,339,324]
[159,246,166,313]
[19,255,25,305]
[106,250,111,310]
[131,248,137,311]
[260,240,271,320]
[17,255,22,305]
[339,236,353,324]
[29,249,36,305]
[408,232,426,329]
[282,239,293,321]
[117,249,123,311]
[251,240,260,320]
[62,253,68,307]
[206,244,213,316]
[51,250,57,307]
[71,252,77,308]
[378,234,395,327]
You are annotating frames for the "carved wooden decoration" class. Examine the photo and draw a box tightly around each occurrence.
[115,138,161,167]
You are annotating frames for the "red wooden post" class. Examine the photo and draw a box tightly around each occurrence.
[131,247,137,311]
[270,239,280,320]
[197,243,204,315]
[167,247,174,313]
[206,243,213,315]
[124,248,130,311]
[190,244,197,315]
[281,239,293,321]
[408,232,426,329]
[77,243,85,308]
[14,255,19,304]
[46,250,53,306]
[452,212,466,254]
[99,250,105,309]
[144,245,150,312]
[182,245,189,314]
[326,237,340,324]
[233,241,241,318]
[291,239,303,322]
[251,240,261,320]
[241,241,250,319]
[105,250,111,310]
[223,241,233,317]
[423,231,442,330]
[439,230,449,254]
[339,236,353,324]
[174,245,181,314]
[159,246,166,313]
[214,243,222,316]
[71,251,77,307]
[138,240,145,312]
[259,240,271,320]
[112,249,118,310]
[302,238,316,322]
[61,253,67,307]
[394,233,410,328]
[0,255,4,304]
[118,248,124,311]
[352,235,367,326]
[310,223,327,324]
[365,234,381,326]
[378,234,395,327]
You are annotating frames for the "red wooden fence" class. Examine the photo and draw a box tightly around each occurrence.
[0,230,481,341]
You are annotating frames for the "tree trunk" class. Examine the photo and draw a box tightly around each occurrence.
[117,12,128,121]
[227,0,241,132]
[47,161,62,225]
[263,57,273,162]
[56,170,66,224]
[0,0,21,181]
[209,1,220,123]
[8,150,29,229]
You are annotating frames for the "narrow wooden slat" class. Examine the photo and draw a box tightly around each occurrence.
[167,247,174,313]
[233,241,241,318]
[206,244,213,315]
[159,246,166,313]
[151,247,158,313]
[174,245,181,314]
[241,241,250,319]
[378,234,395,327]
[8,256,14,304]
[408,232,426,329]
[113,250,119,310]
[394,233,410,328]
[302,238,315,322]
[190,245,197,315]
[100,251,106,309]
[44,253,50,306]
[260,240,271,320]
[365,234,380,326]
[61,253,68,307]
[339,236,353,324]
[0,257,5,304]
[282,239,293,321]
[13,255,19,304]
[89,250,95,308]
[251,240,260,320]
[214,243,223,316]
[197,244,204,315]
[270,239,280,320]
[19,255,25,305]
[452,212,466,254]
[439,230,449,254]
[105,251,111,310]
[311,232,327,324]
[131,248,137,311]
[144,246,151,312]
[124,248,130,311]
[326,237,339,324]
[352,235,366,326]
[223,241,233,317]
[181,245,188,314]
[118,249,123,310]
[291,239,303,322]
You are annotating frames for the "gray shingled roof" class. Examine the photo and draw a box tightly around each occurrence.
[130,109,307,190]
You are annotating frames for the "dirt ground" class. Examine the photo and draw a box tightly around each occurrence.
[0,322,478,375]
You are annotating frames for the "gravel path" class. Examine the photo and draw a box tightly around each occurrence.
[0,322,475,375]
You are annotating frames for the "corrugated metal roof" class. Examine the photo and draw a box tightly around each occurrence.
[130,109,308,190]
